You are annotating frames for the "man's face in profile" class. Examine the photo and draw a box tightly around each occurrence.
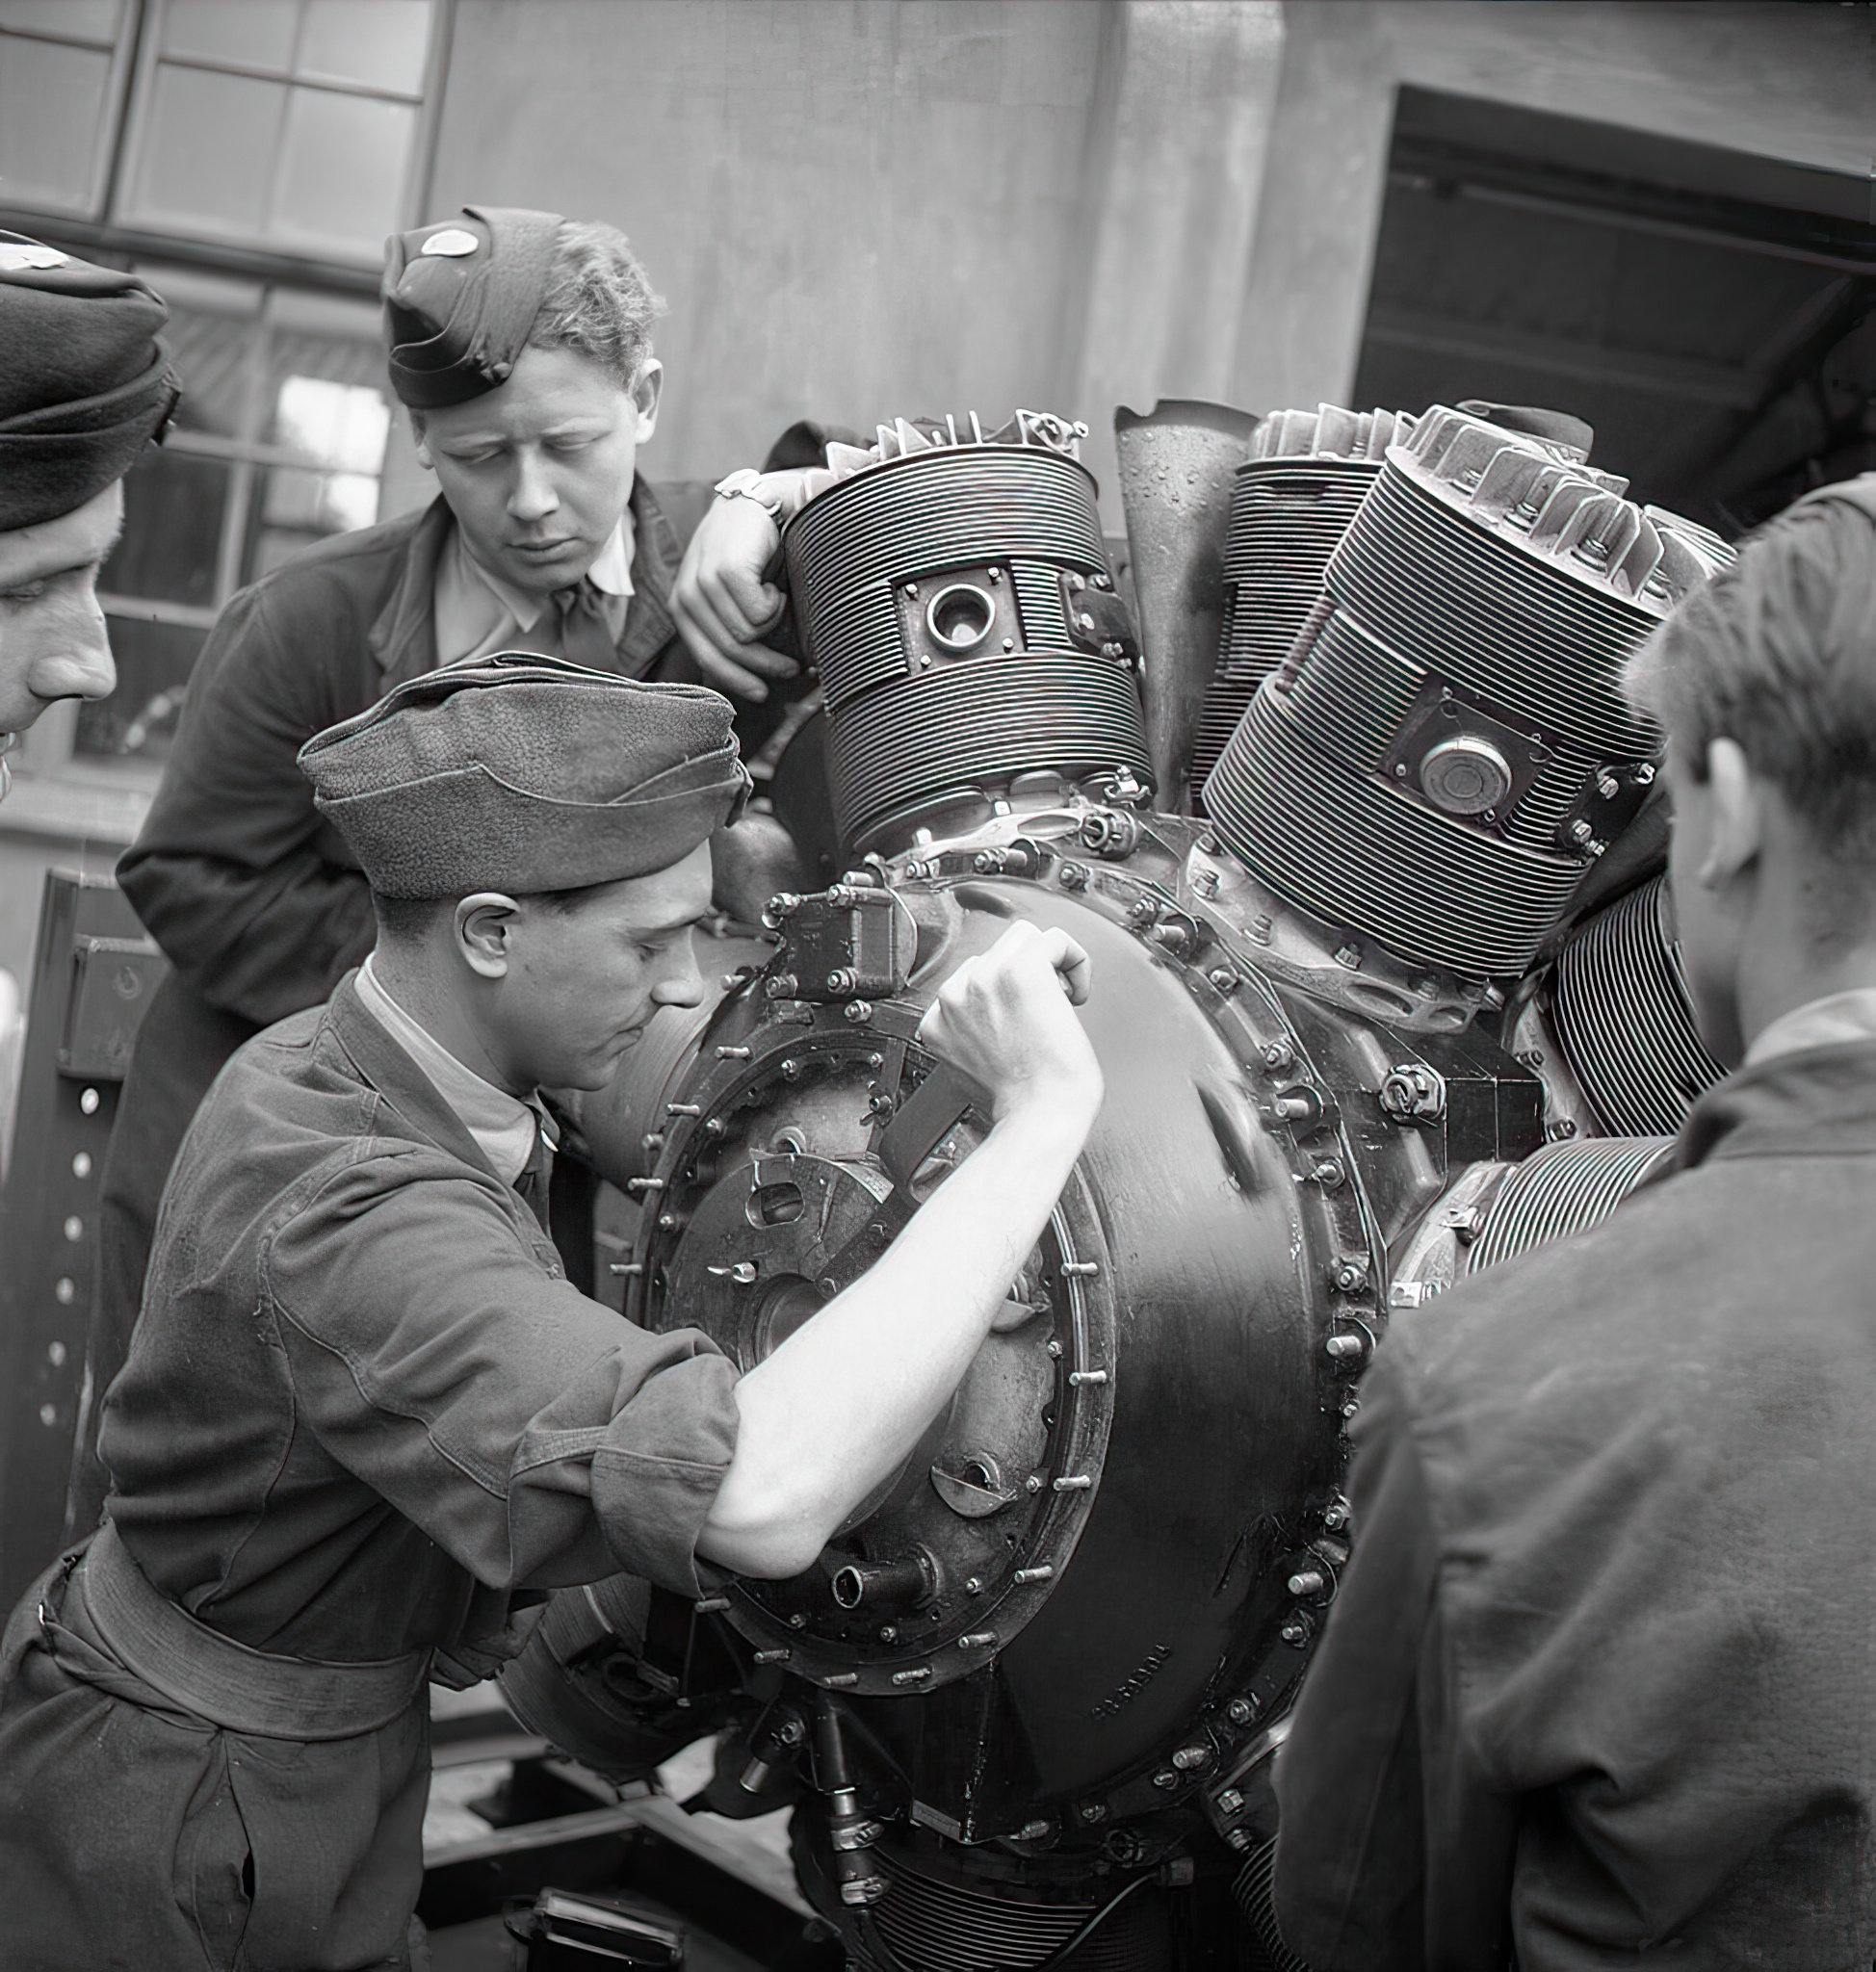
[0,479,122,780]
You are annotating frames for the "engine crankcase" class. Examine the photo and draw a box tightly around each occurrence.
[610,817,1534,1842]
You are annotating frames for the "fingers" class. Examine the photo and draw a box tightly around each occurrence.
[1029,925,1093,1005]
[671,498,801,703]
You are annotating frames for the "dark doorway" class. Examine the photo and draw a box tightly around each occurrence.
[1352,87,1876,533]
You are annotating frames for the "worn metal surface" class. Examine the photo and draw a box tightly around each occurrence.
[1112,400,1261,817]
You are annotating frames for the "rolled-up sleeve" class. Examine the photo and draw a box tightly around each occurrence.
[262,1150,740,1597]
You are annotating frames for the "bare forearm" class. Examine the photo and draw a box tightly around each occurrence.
[698,1103,1089,1574]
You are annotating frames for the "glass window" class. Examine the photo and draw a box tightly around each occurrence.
[159,0,298,68]
[0,0,128,216]
[89,281,399,763]
[118,0,436,261]
[127,65,284,236]
[0,1,438,774]
[271,84,414,253]
[298,0,430,92]
[0,2,125,35]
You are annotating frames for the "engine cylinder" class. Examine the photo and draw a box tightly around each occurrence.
[1190,404,1411,803]
[1202,405,1732,979]
[1550,873,1725,1134]
[782,428,1151,853]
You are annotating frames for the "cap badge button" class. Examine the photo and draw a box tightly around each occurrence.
[0,242,71,272]
[420,227,479,258]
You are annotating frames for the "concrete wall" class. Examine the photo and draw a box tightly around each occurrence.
[425,0,1288,524]
[424,0,1871,528]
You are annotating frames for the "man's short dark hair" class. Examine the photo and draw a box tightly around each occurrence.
[1627,490,1876,870]
[370,884,601,942]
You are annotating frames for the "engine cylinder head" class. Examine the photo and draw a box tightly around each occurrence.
[1202,405,1733,980]
[783,422,1152,853]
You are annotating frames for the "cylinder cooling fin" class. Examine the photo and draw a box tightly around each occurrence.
[1190,405,1413,805]
[1550,874,1727,1135]
[1202,404,1734,982]
[1464,1134,1677,1273]
[783,416,1152,854]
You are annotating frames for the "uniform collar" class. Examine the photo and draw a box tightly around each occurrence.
[352,954,553,1185]
[320,972,535,1203]
[448,509,638,637]
[369,480,680,686]
[1743,987,1876,1070]
[1675,1032,1876,1173]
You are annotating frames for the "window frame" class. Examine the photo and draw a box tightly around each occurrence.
[113,0,447,268]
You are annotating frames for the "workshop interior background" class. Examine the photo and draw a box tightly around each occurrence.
[0,0,1868,1171]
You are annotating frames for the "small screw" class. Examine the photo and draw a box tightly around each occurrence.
[1227,1697,1257,1726]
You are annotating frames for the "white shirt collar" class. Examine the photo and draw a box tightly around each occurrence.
[354,954,554,1185]
[460,511,636,632]
[1743,987,1876,1070]
[432,510,636,666]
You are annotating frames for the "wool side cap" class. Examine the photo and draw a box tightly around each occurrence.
[381,205,564,409]
[0,233,181,530]
[300,655,751,899]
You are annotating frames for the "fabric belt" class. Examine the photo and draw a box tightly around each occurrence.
[70,1519,431,1741]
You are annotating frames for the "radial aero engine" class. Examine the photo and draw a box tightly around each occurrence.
[504,403,1734,1971]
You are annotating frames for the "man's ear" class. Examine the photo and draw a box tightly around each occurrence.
[1700,738,1762,891]
[631,359,664,443]
[411,411,433,472]
[455,893,521,977]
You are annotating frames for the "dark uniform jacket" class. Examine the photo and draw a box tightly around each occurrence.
[76,480,713,1528]
[0,973,740,1971]
[1272,1039,1876,1969]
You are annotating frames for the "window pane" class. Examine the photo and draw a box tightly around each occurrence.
[273,374,391,474]
[161,300,262,439]
[126,62,282,236]
[258,464,376,534]
[0,1,121,41]
[0,34,115,212]
[76,616,202,761]
[298,0,430,93]
[160,0,295,70]
[270,85,412,255]
[103,450,232,608]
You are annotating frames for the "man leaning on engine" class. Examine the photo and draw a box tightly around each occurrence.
[0,654,1103,1970]
[1273,476,1876,1967]
[78,204,817,1528]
